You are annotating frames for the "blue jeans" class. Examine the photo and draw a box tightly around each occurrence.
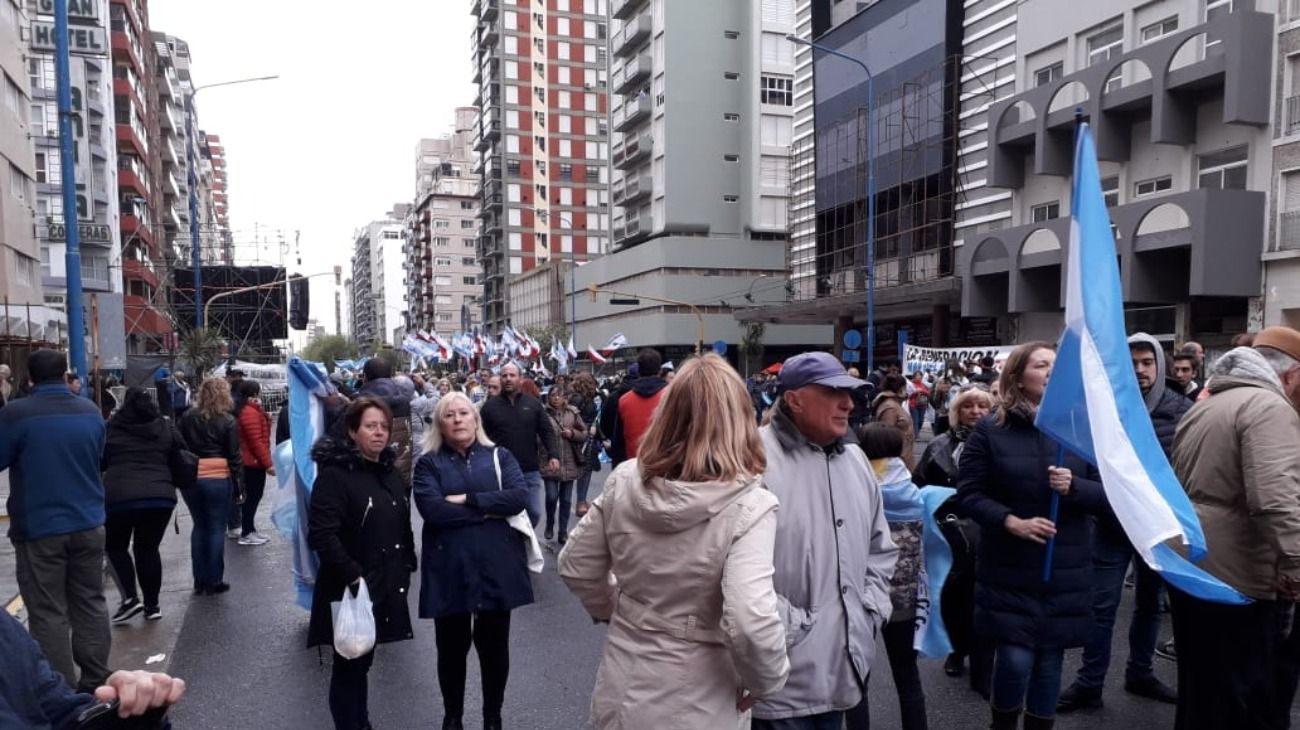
[992,643,1065,718]
[575,468,595,504]
[521,470,545,527]
[753,712,845,730]
[181,477,232,589]
[1075,528,1163,689]
[544,479,574,536]
[910,406,927,436]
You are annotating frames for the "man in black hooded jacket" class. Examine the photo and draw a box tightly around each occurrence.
[1059,332,1190,712]
[605,349,668,469]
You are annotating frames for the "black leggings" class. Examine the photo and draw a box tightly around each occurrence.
[105,507,174,608]
[329,648,374,730]
[434,611,512,721]
[845,620,929,730]
[241,467,267,536]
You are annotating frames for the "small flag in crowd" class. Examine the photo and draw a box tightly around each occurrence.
[601,332,628,354]
[587,345,608,365]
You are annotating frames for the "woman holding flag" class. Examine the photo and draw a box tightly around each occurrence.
[955,341,1108,730]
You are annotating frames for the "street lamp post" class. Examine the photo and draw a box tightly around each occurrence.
[534,209,579,349]
[185,75,279,329]
[786,34,877,373]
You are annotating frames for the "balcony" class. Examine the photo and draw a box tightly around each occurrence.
[124,295,171,335]
[613,52,652,95]
[614,95,652,132]
[621,213,653,244]
[479,0,498,21]
[614,131,652,170]
[614,12,652,58]
[611,0,645,20]
[612,174,652,207]
[479,22,499,48]
[1280,210,1300,252]
[159,103,178,132]
[986,9,1271,188]
[1287,95,1300,137]
[961,188,1264,317]
[118,168,148,198]
[123,257,158,289]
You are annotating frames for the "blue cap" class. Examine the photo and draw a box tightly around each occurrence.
[154,367,170,381]
[778,352,867,392]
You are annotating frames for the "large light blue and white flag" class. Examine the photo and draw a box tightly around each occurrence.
[271,357,336,610]
[1036,123,1248,604]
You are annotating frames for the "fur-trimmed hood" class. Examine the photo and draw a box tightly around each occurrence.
[1207,346,1285,396]
[311,435,397,471]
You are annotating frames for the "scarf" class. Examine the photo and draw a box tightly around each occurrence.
[870,457,957,658]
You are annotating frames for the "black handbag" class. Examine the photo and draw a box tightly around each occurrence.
[169,442,199,490]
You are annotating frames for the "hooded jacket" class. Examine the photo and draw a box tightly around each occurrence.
[754,401,898,720]
[1171,346,1300,600]
[1127,332,1193,456]
[558,460,789,729]
[306,436,415,648]
[102,401,186,509]
[612,377,669,467]
[872,391,916,471]
[357,377,414,480]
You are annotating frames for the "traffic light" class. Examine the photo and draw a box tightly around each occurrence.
[289,275,309,330]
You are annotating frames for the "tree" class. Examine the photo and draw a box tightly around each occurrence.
[738,322,766,378]
[301,334,360,372]
[180,327,225,379]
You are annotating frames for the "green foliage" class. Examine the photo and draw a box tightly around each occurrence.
[738,322,766,377]
[300,334,359,372]
[180,328,225,379]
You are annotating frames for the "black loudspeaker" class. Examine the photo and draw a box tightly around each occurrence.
[289,275,309,330]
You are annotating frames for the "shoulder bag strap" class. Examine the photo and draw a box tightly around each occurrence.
[493,447,502,490]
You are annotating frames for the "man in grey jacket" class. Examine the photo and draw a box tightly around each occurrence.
[753,351,899,730]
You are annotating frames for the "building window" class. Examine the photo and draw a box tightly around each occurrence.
[724,30,740,39]
[1205,0,1233,54]
[586,166,601,182]
[760,75,793,105]
[1033,62,1063,88]
[1101,175,1120,207]
[1141,16,1179,43]
[723,113,740,122]
[507,160,521,177]
[760,32,794,65]
[723,154,739,163]
[1198,145,1248,190]
[723,195,739,203]
[8,164,28,201]
[724,71,740,81]
[460,200,474,209]
[559,163,573,180]
[461,219,475,228]
[435,256,453,266]
[1031,201,1061,222]
[1134,175,1173,197]
[463,276,478,285]
[434,237,451,247]
[437,312,454,322]
[435,220,450,229]
[1087,22,1124,92]
[461,256,476,266]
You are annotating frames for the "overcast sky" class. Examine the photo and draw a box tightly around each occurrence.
[149,0,475,336]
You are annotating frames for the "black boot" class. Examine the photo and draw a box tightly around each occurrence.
[991,706,1021,730]
[1023,713,1055,730]
[944,653,965,677]
[1056,682,1103,712]
[441,718,463,730]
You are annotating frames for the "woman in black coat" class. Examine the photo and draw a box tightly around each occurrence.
[955,342,1107,730]
[102,387,188,624]
[413,391,534,730]
[308,397,416,730]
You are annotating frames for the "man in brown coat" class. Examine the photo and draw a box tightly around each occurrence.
[1169,326,1300,730]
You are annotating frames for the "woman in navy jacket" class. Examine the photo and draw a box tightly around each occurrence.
[413,391,534,730]
[956,342,1108,730]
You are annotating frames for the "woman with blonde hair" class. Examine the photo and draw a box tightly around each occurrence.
[413,391,534,730]
[559,353,789,729]
[178,377,243,594]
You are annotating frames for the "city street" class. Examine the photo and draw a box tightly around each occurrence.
[0,462,1216,729]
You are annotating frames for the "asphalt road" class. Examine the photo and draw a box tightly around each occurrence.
[1,455,1264,729]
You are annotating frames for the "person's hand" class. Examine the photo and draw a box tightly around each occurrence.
[1047,466,1072,496]
[445,494,467,505]
[1005,515,1056,544]
[547,458,560,472]
[93,670,186,718]
[1277,574,1300,602]
[736,689,755,712]
[266,465,277,477]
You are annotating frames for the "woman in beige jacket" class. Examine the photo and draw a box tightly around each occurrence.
[559,354,790,730]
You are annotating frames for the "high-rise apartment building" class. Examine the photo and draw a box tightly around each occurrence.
[471,0,611,334]
[0,0,40,308]
[205,132,232,262]
[150,33,186,264]
[572,0,827,358]
[112,0,171,353]
[349,212,406,349]
[407,109,483,335]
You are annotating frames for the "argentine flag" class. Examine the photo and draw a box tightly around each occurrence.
[1035,123,1248,605]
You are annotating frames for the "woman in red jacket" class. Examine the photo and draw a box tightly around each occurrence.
[234,380,276,546]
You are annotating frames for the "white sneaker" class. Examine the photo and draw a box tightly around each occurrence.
[226,528,241,539]
[238,532,269,546]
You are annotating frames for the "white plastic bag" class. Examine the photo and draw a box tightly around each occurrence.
[330,578,376,659]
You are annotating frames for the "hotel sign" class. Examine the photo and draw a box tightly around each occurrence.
[29,21,107,55]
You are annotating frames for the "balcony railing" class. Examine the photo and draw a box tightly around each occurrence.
[1287,95,1300,136]
[614,12,651,58]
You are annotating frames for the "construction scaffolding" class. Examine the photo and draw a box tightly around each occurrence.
[170,265,288,362]
[788,55,976,302]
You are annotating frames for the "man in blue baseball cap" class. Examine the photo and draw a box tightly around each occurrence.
[753,351,899,729]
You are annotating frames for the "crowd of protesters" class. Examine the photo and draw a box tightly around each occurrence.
[2,324,1300,729]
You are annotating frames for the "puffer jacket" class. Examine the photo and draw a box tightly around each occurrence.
[873,392,916,471]
[753,402,898,720]
[955,410,1107,649]
[540,405,586,482]
[237,400,274,470]
[102,409,185,510]
[558,461,788,729]
[306,435,415,648]
[1171,347,1300,600]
